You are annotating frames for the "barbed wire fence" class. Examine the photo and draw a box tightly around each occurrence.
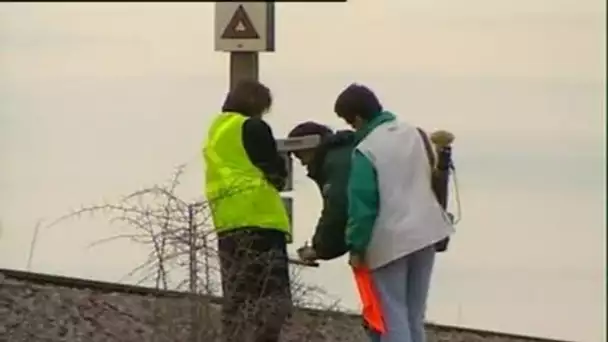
[2,161,568,342]
[15,164,364,342]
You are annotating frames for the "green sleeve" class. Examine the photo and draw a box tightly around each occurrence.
[311,157,350,260]
[346,149,379,255]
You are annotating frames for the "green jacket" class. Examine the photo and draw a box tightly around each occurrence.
[346,111,397,255]
[306,130,356,260]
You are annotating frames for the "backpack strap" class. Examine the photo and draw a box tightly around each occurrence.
[416,127,436,171]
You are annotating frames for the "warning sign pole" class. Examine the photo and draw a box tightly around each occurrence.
[214,3,322,270]
[215,3,274,90]
[229,52,259,90]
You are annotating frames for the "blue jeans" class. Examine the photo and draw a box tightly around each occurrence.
[366,328,382,342]
[370,246,436,342]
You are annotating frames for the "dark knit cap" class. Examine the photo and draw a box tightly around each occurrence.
[288,121,333,139]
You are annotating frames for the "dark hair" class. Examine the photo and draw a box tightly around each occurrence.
[221,80,272,117]
[334,83,383,122]
[288,121,333,139]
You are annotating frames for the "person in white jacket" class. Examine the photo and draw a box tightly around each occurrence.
[333,83,455,342]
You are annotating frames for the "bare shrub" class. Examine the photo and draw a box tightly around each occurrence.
[27,164,363,342]
[1,164,565,342]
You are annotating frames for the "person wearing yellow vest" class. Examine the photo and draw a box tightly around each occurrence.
[203,80,292,342]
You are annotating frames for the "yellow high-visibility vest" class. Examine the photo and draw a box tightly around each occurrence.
[203,112,290,236]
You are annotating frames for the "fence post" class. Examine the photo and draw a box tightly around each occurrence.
[188,204,197,293]
[187,204,201,342]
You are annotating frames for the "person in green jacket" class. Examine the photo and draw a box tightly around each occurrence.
[287,122,355,262]
[333,83,454,342]
[289,121,381,342]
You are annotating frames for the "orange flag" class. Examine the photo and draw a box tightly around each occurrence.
[353,265,386,334]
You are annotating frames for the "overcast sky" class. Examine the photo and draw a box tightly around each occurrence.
[0,2,605,341]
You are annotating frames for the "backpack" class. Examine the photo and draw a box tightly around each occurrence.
[417,128,452,252]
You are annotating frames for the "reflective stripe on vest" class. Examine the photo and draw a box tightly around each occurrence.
[204,114,242,181]
[203,112,291,236]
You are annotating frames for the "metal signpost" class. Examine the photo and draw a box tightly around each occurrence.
[276,135,322,266]
[275,134,323,230]
[215,2,274,89]
[215,3,322,266]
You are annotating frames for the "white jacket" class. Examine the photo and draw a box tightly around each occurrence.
[356,119,455,270]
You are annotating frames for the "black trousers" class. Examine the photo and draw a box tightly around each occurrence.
[217,228,292,342]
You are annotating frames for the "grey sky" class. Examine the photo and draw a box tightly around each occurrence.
[0,2,606,341]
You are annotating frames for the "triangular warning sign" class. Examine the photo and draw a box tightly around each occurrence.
[221,5,260,40]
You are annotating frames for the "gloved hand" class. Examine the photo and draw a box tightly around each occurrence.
[348,253,365,268]
[297,245,318,262]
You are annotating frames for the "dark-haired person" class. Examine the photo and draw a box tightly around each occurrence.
[288,122,355,263]
[334,83,454,342]
[203,80,292,342]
